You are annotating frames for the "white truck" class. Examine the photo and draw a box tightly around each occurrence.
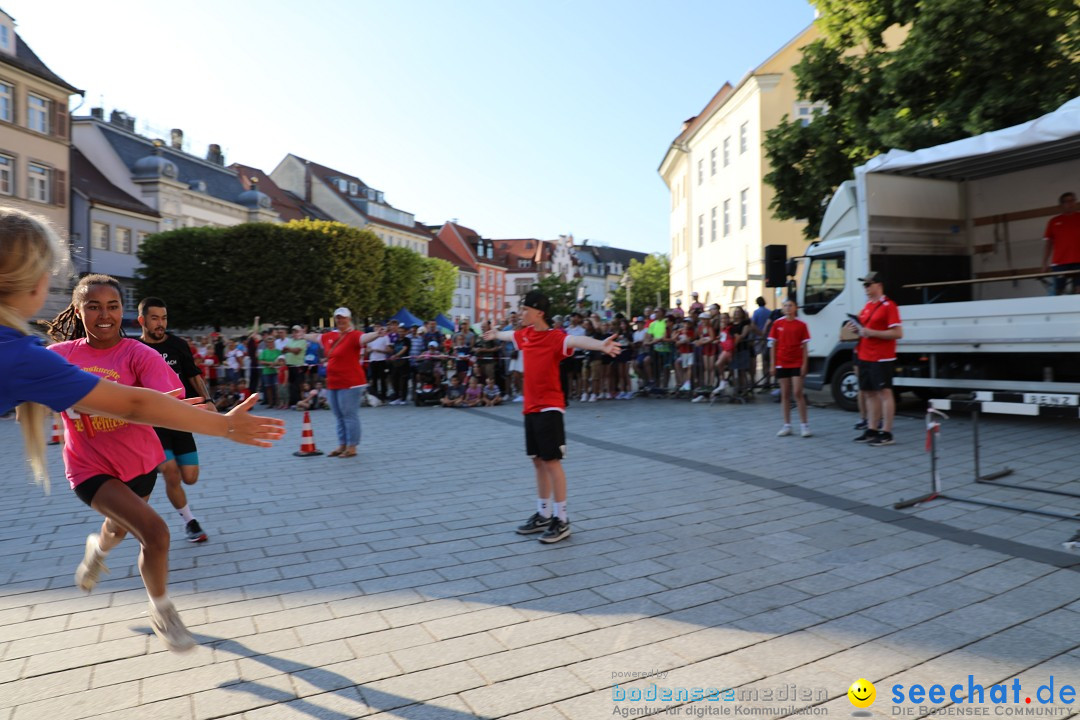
[791,97,1080,411]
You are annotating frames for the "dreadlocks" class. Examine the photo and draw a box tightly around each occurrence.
[46,274,123,342]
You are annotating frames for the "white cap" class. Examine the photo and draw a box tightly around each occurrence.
[333,307,352,318]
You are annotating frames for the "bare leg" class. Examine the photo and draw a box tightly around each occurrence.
[90,480,170,597]
[793,376,808,424]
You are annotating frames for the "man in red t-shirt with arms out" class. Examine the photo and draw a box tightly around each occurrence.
[484,290,619,544]
[1041,191,1080,295]
[846,272,903,447]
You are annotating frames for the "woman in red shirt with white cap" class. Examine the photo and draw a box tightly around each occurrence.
[320,307,381,458]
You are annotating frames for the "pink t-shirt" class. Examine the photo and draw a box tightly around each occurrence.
[48,338,182,488]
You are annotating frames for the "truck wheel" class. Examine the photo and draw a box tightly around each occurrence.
[830,360,859,412]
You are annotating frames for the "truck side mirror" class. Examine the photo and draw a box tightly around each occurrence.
[786,258,798,277]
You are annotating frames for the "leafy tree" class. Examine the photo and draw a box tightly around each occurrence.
[609,254,670,317]
[765,0,1080,239]
[412,256,457,321]
[286,219,384,322]
[376,245,424,319]
[531,273,582,318]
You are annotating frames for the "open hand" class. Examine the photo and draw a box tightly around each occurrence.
[223,394,286,447]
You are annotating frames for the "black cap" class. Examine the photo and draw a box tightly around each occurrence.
[858,271,883,284]
[521,289,551,318]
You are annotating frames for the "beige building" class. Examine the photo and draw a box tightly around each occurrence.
[0,10,83,314]
[660,24,823,312]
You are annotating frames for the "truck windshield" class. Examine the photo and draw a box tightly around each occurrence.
[802,253,845,315]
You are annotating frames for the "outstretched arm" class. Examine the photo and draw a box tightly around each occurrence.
[484,329,515,343]
[567,334,620,357]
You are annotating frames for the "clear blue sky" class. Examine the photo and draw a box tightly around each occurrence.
[9,0,816,254]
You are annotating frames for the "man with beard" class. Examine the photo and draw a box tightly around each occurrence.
[137,297,212,543]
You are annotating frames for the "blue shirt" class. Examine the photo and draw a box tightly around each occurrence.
[752,306,772,332]
[0,327,99,413]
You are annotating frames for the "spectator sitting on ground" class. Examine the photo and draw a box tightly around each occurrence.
[440,375,465,407]
[213,381,243,412]
[482,377,502,406]
[293,381,326,411]
[464,376,483,407]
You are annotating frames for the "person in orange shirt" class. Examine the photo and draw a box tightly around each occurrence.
[1041,191,1080,295]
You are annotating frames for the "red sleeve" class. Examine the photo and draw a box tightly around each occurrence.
[801,321,811,342]
[886,303,902,327]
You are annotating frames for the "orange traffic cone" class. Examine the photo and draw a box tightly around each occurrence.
[48,415,63,446]
[292,411,323,457]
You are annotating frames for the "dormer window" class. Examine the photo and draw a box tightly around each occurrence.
[336,178,348,192]
[517,259,531,269]
[0,22,11,55]
[349,182,358,195]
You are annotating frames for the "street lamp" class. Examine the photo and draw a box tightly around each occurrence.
[620,274,633,317]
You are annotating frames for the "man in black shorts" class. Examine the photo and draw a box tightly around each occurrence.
[138,297,212,542]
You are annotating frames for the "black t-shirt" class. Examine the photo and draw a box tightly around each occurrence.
[139,333,202,398]
[731,321,751,353]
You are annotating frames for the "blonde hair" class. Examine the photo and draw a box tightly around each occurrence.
[0,208,64,492]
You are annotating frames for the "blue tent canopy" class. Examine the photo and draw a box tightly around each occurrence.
[435,313,456,332]
[389,308,424,327]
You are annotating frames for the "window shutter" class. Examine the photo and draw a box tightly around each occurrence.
[53,101,68,139]
[54,169,66,207]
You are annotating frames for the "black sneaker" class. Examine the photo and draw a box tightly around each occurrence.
[539,517,571,544]
[1063,530,1080,551]
[854,419,869,430]
[853,430,877,443]
[185,519,208,543]
[869,431,894,447]
[515,512,552,535]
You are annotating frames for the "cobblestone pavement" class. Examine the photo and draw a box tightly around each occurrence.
[0,394,1077,720]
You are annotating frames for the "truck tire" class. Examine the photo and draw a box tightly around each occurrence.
[830,360,859,412]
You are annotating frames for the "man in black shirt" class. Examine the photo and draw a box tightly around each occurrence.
[137,297,212,543]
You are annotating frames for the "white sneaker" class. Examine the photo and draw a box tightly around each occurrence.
[579,393,588,403]
[691,395,706,403]
[601,393,611,400]
[801,425,813,438]
[777,425,792,437]
[149,600,196,653]
[75,534,108,592]
[513,395,524,402]
[588,393,597,402]
[680,381,691,391]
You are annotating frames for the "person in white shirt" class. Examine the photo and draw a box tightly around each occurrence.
[366,323,392,402]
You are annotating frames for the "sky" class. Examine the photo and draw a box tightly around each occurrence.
[8,0,817,254]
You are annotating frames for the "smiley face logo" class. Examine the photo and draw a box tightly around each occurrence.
[848,678,876,708]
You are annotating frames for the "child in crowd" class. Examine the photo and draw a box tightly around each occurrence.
[464,376,482,407]
[483,290,619,544]
[295,381,327,411]
[482,376,502,406]
[275,356,289,409]
[441,375,465,407]
[769,298,812,438]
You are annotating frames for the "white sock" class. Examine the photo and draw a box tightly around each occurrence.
[148,593,173,611]
[88,533,107,558]
[781,424,791,430]
[801,423,810,431]
[178,505,195,524]
[554,501,567,522]
[537,498,551,518]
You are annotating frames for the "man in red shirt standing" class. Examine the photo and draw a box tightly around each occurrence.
[484,290,619,544]
[768,298,811,438]
[1041,191,1080,295]
[846,272,903,446]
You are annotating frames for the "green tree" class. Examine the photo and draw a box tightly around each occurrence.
[377,245,424,319]
[765,0,1080,239]
[531,273,582,317]
[609,254,670,317]
[412,256,457,321]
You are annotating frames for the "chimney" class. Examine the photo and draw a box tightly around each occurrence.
[109,110,135,132]
[170,128,183,150]
[90,107,103,120]
[206,143,223,165]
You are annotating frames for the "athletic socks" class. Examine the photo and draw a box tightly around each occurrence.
[554,501,567,522]
[178,505,195,524]
[537,498,551,518]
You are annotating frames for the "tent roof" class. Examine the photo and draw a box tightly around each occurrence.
[863,97,1080,182]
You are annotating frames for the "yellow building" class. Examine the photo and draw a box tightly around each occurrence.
[659,24,822,313]
[0,10,83,315]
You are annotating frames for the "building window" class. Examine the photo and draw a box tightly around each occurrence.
[710,148,717,176]
[137,231,149,251]
[0,25,9,51]
[711,207,717,242]
[27,95,49,134]
[697,158,703,185]
[0,153,12,195]
[794,101,828,127]
[0,82,11,123]
[464,295,470,308]
[27,163,49,203]
[92,222,110,251]
[723,199,731,237]
[348,182,358,195]
[740,188,748,228]
[723,137,730,166]
[116,227,132,254]
[739,122,748,154]
[698,214,704,247]
[122,285,137,309]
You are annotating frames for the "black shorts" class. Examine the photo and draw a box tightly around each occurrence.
[565,356,583,375]
[775,367,802,379]
[74,470,157,506]
[154,427,198,462]
[858,360,894,391]
[524,411,566,461]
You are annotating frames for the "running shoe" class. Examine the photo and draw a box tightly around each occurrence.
[539,517,571,544]
[691,395,707,403]
[516,512,552,535]
[854,419,869,430]
[74,533,108,592]
[185,519,208,543]
[1062,530,1080,551]
[149,601,196,653]
[869,431,894,447]
[801,425,813,438]
[777,425,792,437]
[853,430,877,443]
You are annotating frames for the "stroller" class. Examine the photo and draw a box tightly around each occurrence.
[413,354,446,406]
